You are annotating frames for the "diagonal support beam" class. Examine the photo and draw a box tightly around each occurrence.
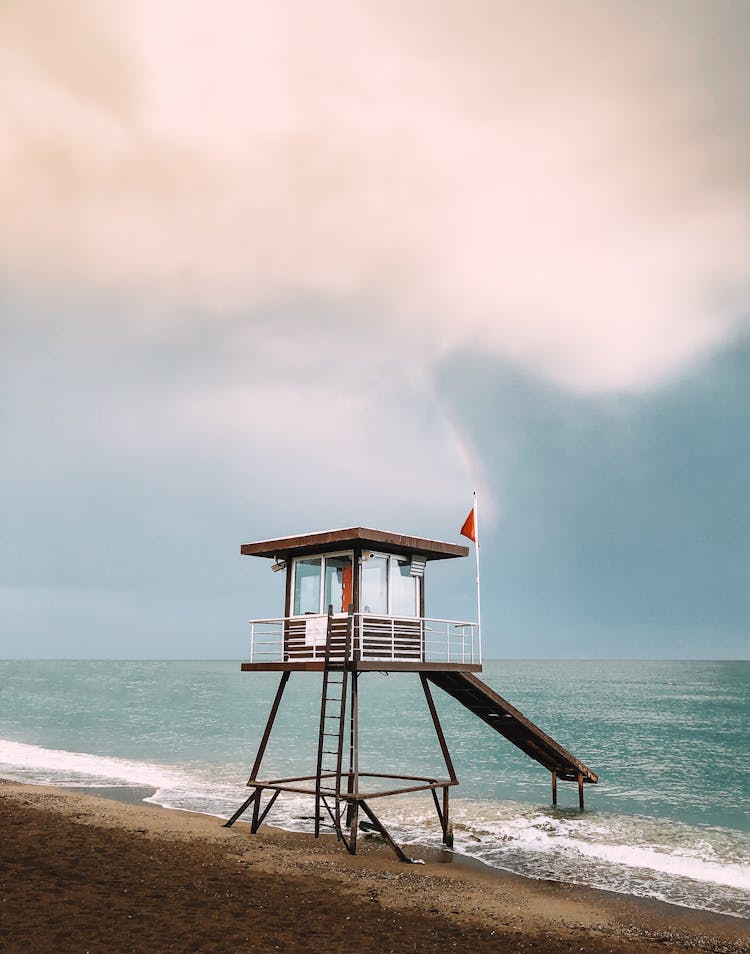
[358,799,413,864]
[252,789,280,833]
[223,788,260,828]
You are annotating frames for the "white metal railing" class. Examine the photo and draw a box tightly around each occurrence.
[247,614,479,665]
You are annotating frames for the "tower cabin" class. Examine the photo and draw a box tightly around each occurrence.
[240,527,479,672]
[226,527,598,860]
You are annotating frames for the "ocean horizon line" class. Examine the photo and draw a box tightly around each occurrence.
[2,655,748,663]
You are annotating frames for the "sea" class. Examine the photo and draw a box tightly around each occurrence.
[1,659,748,919]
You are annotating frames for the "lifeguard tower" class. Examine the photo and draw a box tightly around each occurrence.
[225,527,597,860]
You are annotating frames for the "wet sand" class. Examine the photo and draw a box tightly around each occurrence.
[1,779,747,953]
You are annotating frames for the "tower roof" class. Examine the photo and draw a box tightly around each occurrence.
[241,527,469,561]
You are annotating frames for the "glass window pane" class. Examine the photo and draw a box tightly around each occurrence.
[293,558,321,615]
[324,555,353,614]
[361,556,388,614]
[391,559,418,617]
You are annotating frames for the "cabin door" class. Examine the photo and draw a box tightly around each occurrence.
[324,554,354,615]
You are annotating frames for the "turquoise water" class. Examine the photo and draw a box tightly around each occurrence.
[1,660,748,917]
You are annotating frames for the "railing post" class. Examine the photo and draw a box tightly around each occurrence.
[250,622,255,663]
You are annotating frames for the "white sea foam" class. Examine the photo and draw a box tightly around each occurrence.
[379,796,750,917]
[0,738,305,822]
[469,809,750,891]
[557,833,750,892]
[0,739,183,790]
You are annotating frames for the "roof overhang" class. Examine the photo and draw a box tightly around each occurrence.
[241,527,469,562]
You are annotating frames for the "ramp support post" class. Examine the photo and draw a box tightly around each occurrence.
[578,771,584,810]
[551,770,557,807]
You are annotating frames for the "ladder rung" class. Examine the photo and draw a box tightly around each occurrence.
[323,732,340,737]
[322,749,339,755]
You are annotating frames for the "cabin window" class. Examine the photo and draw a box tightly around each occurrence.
[361,554,419,617]
[293,558,322,615]
[292,553,354,615]
[361,556,388,614]
[391,559,418,616]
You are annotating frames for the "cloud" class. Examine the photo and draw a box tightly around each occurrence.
[1,0,749,396]
[0,298,474,536]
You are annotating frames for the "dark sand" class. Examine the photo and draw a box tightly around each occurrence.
[1,780,747,953]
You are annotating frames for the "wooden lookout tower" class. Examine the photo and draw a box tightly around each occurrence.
[225,527,598,860]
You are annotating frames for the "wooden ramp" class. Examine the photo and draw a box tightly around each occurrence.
[425,672,598,803]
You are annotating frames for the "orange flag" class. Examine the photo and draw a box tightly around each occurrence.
[460,507,476,543]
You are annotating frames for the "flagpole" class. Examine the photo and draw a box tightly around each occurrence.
[473,490,482,664]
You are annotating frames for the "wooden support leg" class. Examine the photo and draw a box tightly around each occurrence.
[248,671,290,783]
[551,770,558,807]
[442,786,453,848]
[347,798,359,855]
[252,790,280,833]
[226,671,290,829]
[251,788,261,831]
[422,677,456,847]
[578,772,584,811]
[430,786,452,847]
[345,779,355,827]
[420,675,457,783]
[344,666,360,852]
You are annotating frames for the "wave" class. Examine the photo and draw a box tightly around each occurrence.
[450,805,750,892]
[0,738,270,824]
[0,739,183,790]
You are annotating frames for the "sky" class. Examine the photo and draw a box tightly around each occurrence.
[1,0,748,659]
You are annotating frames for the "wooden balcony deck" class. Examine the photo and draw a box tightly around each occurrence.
[241,659,482,672]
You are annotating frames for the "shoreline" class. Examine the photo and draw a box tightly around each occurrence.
[1,779,748,953]
[68,780,750,920]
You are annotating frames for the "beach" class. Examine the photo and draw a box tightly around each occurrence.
[2,780,747,954]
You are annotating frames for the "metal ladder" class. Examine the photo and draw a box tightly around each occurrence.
[314,606,352,842]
